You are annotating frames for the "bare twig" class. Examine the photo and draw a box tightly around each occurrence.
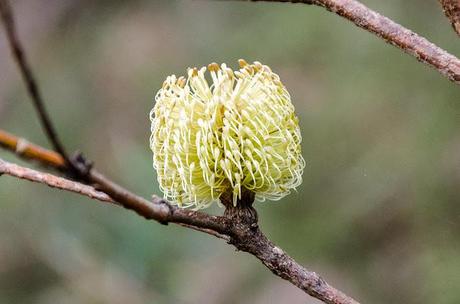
[177,223,231,241]
[0,133,232,240]
[0,0,76,167]
[439,0,460,36]
[0,130,229,235]
[0,158,113,203]
[0,130,66,170]
[0,157,227,241]
[0,130,360,304]
[238,0,460,84]
[0,129,230,234]
[231,224,358,303]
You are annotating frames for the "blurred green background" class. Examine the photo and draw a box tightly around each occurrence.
[1,1,459,303]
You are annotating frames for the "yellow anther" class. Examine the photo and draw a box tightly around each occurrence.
[177,76,186,87]
[238,58,248,68]
[188,67,198,76]
[208,62,220,71]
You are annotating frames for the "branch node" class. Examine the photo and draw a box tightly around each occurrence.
[15,138,29,155]
[152,196,171,225]
[70,151,93,179]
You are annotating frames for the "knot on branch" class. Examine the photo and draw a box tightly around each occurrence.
[70,151,93,180]
[152,196,173,225]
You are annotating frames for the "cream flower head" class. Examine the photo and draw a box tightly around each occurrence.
[150,60,305,209]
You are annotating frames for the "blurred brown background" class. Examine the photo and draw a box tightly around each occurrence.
[1,1,459,303]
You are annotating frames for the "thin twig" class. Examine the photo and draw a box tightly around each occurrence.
[0,130,66,170]
[238,0,460,84]
[439,0,460,36]
[0,129,231,235]
[0,0,75,167]
[175,223,231,241]
[0,158,113,203]
[0,130,360,304]
[0,157,226,241]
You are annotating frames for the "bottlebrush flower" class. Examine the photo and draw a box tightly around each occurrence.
[150,60,305,209]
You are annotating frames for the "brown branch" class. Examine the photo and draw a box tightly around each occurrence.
[239,0,460,84]
[0,130,66,170]
[0,129,360,304]
[0,129,229,236]
[439,0,460,36]
[177,223,231,241]
[0,158,113,203]
[232,225,358,303]
[0,131,229,237]
[0,0,76,169]
[0,157,230,241]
